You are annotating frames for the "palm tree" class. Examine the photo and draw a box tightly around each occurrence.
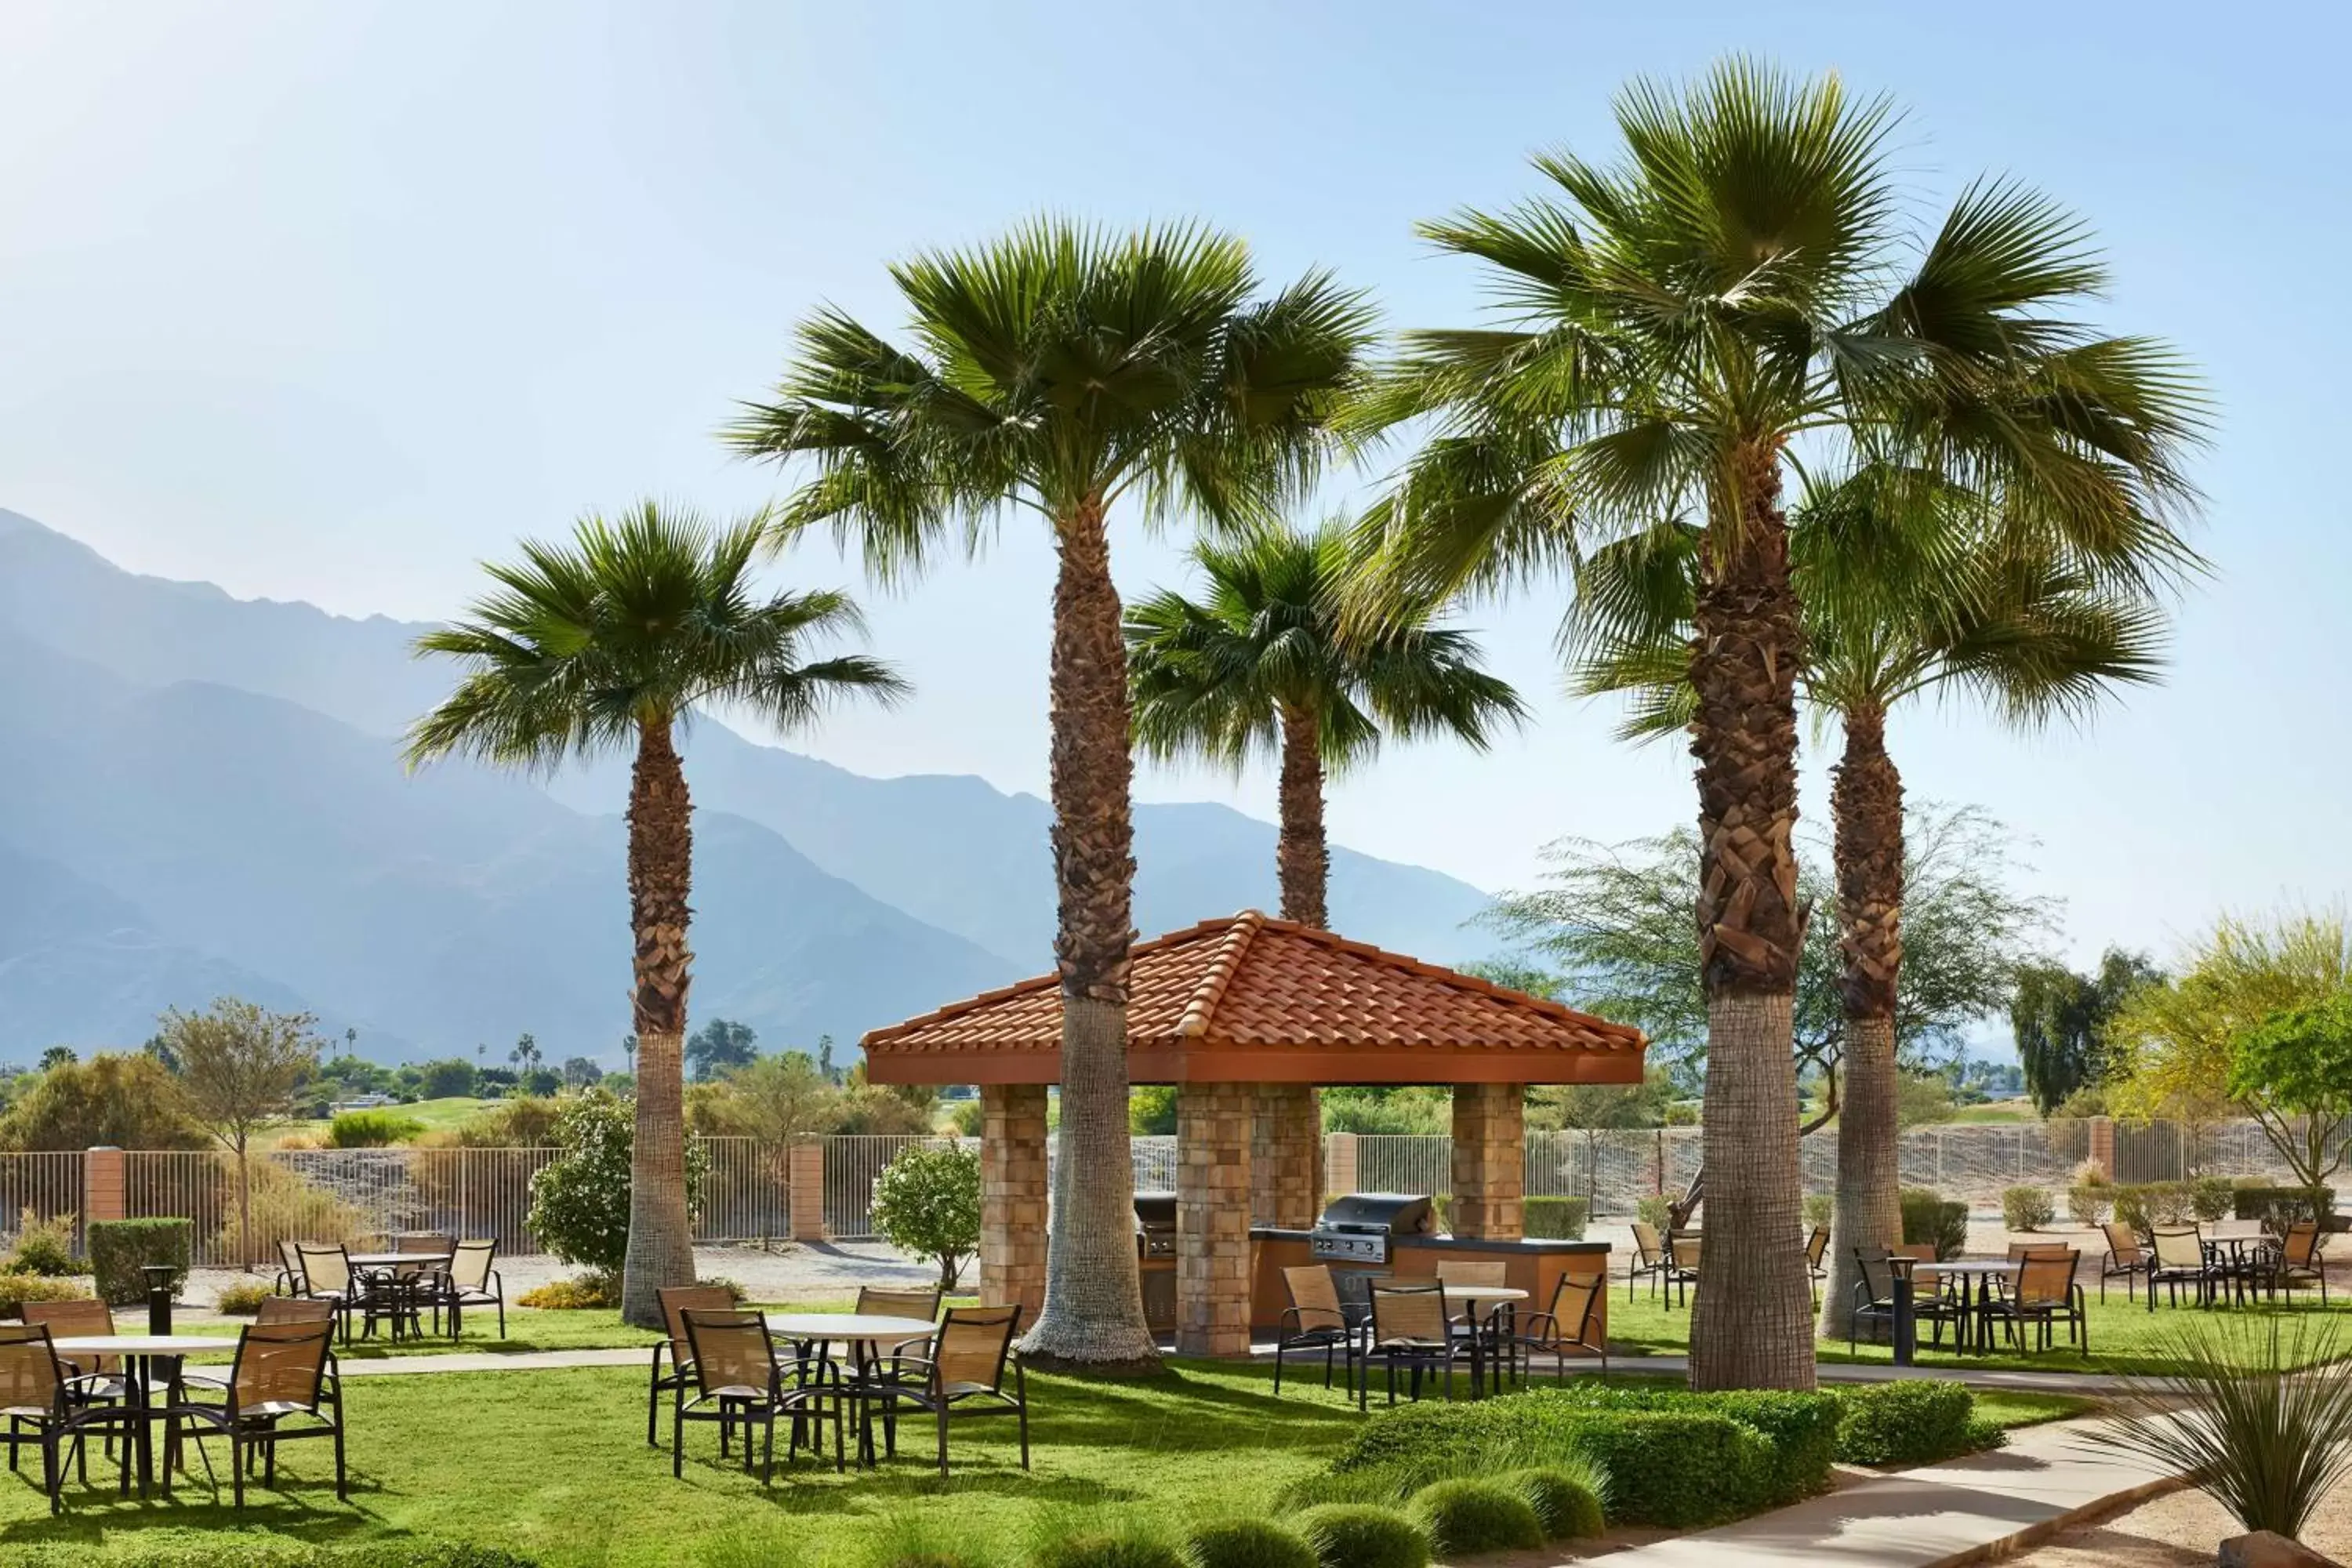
[1566,466,2181,1340]
[1348,60,2202,1388]
[1126,521,1526,929]
[405,503,906,1328]
[727,220,1374,1370]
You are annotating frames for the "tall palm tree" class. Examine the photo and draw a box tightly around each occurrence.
[727,220,1374,1370]
[405,503,906,1328]
[1348,60,2202,1388]
[1125,521,1526,929]
[1567,466,2181,1340]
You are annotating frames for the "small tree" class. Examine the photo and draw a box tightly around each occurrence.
[528,1089,706,1281]
[160,999,322,1272]
[2231,994,2352,1203]
[869,1144,980,1291]
[686,1020,760,1083]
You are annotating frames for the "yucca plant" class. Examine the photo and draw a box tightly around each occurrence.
[2091,1316,2352,1540]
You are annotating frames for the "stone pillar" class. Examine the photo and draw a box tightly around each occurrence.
[1450,1083,1525,1240]
[980,1083,1049,1323]
[84,1147,125,1225]
[1177,1081,1254,1357]
[1325,1132,1357,1200]
[2089,1116,2116,1181]
[1250,1084,1323,1229]
[787,1141,826,1241]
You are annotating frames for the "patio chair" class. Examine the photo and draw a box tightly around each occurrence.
[396,1232,456,1255]
[162,1321,347,1508]
[838,1305,1029,1477]
[273,1240,307,1297]
[1627,1221,1671,1301]
[1273,1264,1362,1395]
[648,1284,737,1446]
[1848,1246,1958,1353]
[2147,1225,2215,1311]
[180,1296,341,1403]
[1435,1258,1514,1380]
[294,1243,360,1341]
[1985,1247,2088,1355]
[2277,1221,2328,1305]
[0,1324,133,1513]
[1805,1225,1829,1304]
[443,1240,504,1338]
[1360,1283,1473,1410]
[2099,1221,2149,1302]
[676,1310,843,1486]
[1664,1234,1701,1310]
[1509,1270,1606,1381]
[22,1300,122,1392]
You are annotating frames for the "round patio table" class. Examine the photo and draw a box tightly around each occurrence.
[49,1334,223,1496]
[1920,1261,2018,1355]
[1436,1285,1525,1397]
[347,1253,448,1341]
[765,1314,941,1466]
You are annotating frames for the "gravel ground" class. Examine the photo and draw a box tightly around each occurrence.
[2011,1485,2352,1566]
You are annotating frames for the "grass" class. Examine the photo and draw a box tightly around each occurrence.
[265,1098,496,1148]
[170,1298,902,1361]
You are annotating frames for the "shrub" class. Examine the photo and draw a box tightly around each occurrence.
[1290,1507,1428,1568]
[0,1275,94,1318]
[2001,1186,2055,1232]
[1182,1519,1317,1568]
[869,1144,980,1290]
[528,1090,705,1276]
[1899,1189,1969,1261]
[1523,1196,1590,1240]
[2066,1181,2111,1226]
[1408,1479,1544,1557]
[2235,1185,2335,1233]
[87,1218,191,1305]
[1833,1381,1979,1466]
[1031,1533,1186,1568]
[517,1272,619,1309]
[2190,1175,2236,1222]
[1802,1192,1835,1230]
[2114,1181,2198,1235]
[326,1109,426,1148]
[215,1278,274,1316]
[1504,1467,1606,1541]
[1634,1194,1672,1232]
[5,1209,78,1276]
[826,1514,999,1568]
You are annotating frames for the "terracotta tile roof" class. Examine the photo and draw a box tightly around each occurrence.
[863,912,1646,1083]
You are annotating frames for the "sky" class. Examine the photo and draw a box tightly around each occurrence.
[0,1,2346,978]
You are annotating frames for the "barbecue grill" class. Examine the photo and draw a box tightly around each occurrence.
[1133,1192,1178,1258]
[1308,1192,1436,1266]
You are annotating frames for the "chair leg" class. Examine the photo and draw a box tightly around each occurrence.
[232,1435,245,1509]
[1273,1343,1285,1395]
[935,1404,949,1479]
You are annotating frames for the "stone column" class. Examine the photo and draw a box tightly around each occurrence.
[1178,1081,1254,1356]
[1250,1084,1324,1229]
[1450,1083,1525,1240]
[787,1141,826,1241]
[84,1147,125,1225]
[2089,1116,2116,1181]
[980,1083,1049,1323]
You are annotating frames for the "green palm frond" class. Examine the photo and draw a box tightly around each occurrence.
[405,502,909,774]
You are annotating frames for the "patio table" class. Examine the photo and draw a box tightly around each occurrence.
[1439,1284,1525,1397]
[49,1334,222,1496]
[765,1313,941,1465]
[346,1252,450,1341]
[1919,1261,2018,1356]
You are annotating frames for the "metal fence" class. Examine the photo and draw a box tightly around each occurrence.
[0,1152,85,1248]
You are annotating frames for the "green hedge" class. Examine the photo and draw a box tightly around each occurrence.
[1832,1381,1982,1467]
[2234,1185,2335,1232]
[1409,1479,1544,1557]
[1330,1383,1841,1528]
[87,1218,191,1307]
[1898,1189,1968,1261]
[1290,1507,1428,1568]
[1183,1519,1319,1568]
[1523,1196,1590,1240]
[1505,1468,1606,1541]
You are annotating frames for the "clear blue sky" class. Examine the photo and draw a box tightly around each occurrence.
[1,2,2344,974]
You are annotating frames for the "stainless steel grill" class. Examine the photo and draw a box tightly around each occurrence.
[1307,1192,1434,1265]
[1133,1192,1178,1258]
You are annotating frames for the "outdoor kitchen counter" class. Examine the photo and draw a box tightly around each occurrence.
[1247,1228,1613,1349]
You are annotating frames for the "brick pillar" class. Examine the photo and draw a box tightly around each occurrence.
[1450,1083,1524,1240]
[1325,1133,1357,1200]
[980,1083,1048,1322]
[1250,1084,1323,1229]
[1178,1081,1254,1356]
[787,1141,826,1241]
[2089,1116,2116,1181]
[84,1147,125,1225]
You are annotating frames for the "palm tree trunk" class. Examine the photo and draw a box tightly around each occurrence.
[1022,495,1160,1371]
[619,714,699,1330]
[1276,703,1328,930]
[1688,441,1816,1393]
[1819,699,1905,1341]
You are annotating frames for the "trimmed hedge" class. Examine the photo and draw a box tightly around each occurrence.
[2234,1185,2335,1232]
[87,1218,191,1306]
[1183,1520,1318,1568]
[1523,1196,1591,1240]
[1898,1189,1968,1261]
[2000,1186,2054,1232]
[1504,1468,1606,1541]
[1408,1479,1544,1557]
[0,1274,95,1319]
[1291,1507,1428,1568]
[1832,1381,1980,1467]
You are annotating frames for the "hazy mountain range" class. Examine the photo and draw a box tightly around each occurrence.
[0,509,1497,1065]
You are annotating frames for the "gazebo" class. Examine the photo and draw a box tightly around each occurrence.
[862,910,1646,1356]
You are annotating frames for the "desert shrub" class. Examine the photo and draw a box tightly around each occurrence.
[528,1090,705,1276]
[88,1218,191,1305]
[2067,1181,2111,1226]
[1522,1197,1589,1240]
[215,1278,274,1316]
[1031,1530,1186,1568]
[0,1275,95,1318]
[1504,1467,1606,1540]
[2190,1175,2236,1222]
[2114,1181,2198,1235]
[1290,1507,1428,1568]
[2001,1186,2055,1232]
[869,1144,980,1290]
[700,1276,750,1304]
[426,1096,564,1150]
[1833,1381,1980,1466]
[212,1157,371,1263]
[1408,1479,1544,1557]
[1898,1189,1969,1261]
[1802,1192,1835,1230]
[1634,1194,1672,1232]
[326,1109,426,1148]
[2234,1185,2335,1234]
[5,1209,78,1276]
[517,1272,619,1310]
[1181,1519,1317,1568]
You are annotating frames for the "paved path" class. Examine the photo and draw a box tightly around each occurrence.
[1592,1418,2178,1566]
[334,1346,647,1377]
[1595,1353,2137,1398]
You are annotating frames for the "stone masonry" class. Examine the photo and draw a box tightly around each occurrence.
[1450,1083,1524,1239]
[1178,1081,1254,1356]
[979,1083,1049,1323]
[1250,1083,1323,1229]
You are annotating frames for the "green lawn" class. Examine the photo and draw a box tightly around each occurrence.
[1607,1278,2352,1375]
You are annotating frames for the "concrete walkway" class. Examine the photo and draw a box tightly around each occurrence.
[1593,1418,2179,1566]
[333,1346,647,1377]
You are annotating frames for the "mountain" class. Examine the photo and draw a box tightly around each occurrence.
[0,507,1502,1061]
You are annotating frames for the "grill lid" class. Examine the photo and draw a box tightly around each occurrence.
[1316,1192,1435,1236]
[1133,1192,1179,1231]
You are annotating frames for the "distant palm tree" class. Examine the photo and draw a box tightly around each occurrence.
[405,503,906,1327]
[1567,465,2179,1339]
[1126,521,1526,928]
[728,220,1373,1370]
[1349,60,2203,1388]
